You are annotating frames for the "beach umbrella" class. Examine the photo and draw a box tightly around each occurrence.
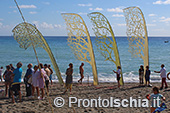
[123,6,149,84]
[88,12,124,85]
[62,13,98,85]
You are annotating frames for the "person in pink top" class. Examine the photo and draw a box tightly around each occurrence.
[38,63,45,100]
[31,65,40,98]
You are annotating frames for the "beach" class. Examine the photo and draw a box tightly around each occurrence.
[0,82,170,113]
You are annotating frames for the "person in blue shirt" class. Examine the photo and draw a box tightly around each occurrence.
[24,63,33,97]
[146,86,165,113]
[10,62,23,103]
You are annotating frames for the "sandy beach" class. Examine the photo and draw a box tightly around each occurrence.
[0,82,170,113]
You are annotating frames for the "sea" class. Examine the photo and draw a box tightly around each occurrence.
[0,36,170,83]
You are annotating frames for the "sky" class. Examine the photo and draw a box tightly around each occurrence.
[0,0,170,36]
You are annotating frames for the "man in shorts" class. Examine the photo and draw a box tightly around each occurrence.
[10,62,23,103]
[78,63,84,84]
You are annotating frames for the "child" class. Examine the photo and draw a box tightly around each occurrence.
[139,65,144,84]
[145,66,151,86]
[113,66,121,88]
[146,87,165,113]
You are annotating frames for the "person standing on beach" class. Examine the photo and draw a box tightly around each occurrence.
[0,66,3,82]
[38,63,45,100]
[3,65,13,97]
[10,62,23,103]
[24,64,33,97]
[78,63,84,84]
[145,66,151,86]
[32,65,40,99]
[44,64,50,92]
[63,63,73,94]
[48,64,53,85]
[113,66,121,88]
[154,64,168,90]
[139,65,144,84]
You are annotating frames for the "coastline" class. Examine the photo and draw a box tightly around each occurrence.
[0,82,170,113]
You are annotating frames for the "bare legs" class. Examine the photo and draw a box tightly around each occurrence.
[32,86,40,97]
[78,74,84,84]
[41,88,44,99]
[5,82,10,97]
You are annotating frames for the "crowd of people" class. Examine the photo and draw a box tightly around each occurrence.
[0,62,169,112]
[0,62,85,103]
[0,62,54,103]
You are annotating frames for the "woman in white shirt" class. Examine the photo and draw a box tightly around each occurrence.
[32,65,40,98]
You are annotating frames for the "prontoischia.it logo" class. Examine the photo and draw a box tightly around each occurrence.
[53,97,158,108]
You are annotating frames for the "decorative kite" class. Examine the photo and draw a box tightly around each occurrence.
[88,12,124,85]
[12,0,62,112]
[12,0,63,85]
[123,6,149,83]
[62,13,98,85]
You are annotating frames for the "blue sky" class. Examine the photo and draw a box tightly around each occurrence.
[0,0,170,36]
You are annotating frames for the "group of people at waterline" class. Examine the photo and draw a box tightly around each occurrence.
[0,62,169,112]
[0,62,54,103]
[114,64,168,113]
[0,62,84,103]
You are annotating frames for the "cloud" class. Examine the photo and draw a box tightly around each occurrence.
[112,14,124,17]
[19,5,37,9]
[29,11,37,14]
[147,24,156,26]
[13,10,17,13]
[78,12,87,15]
[148,14,157,17]
[160,17,170,22]
[54,24,62,28]
[42,2,50,5]
[32,21,39,27]
[117,24,126,26]
[94,7,103,11]
[41,22,54,29]
[89,8,93,10]
[160,16,166,19]
[0,23,2,28]
[153,0,170,4]
[78,3,92,7]
[0,19,3,21]
[152,28,165,31]
[107,7,123,13]
[0,23,12,29]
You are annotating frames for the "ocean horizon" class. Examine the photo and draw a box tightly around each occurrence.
[0,36,170,83]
